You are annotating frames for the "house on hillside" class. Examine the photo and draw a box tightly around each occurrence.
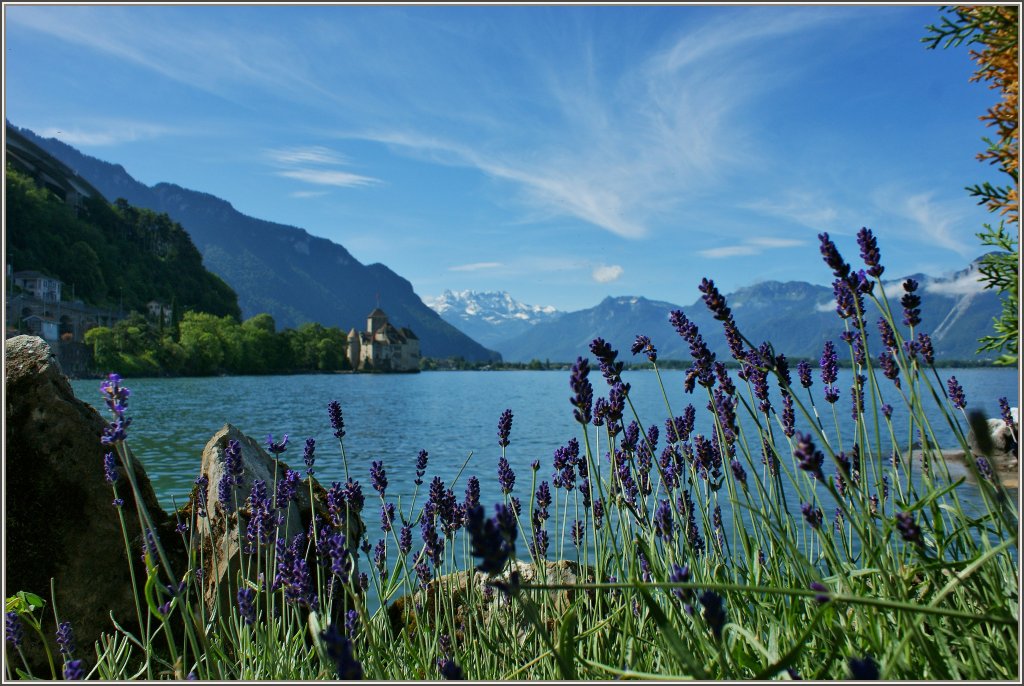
[12,270,62,303]
[347,308,421,372]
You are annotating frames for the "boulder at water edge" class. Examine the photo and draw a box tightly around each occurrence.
[4,335,182,675]
[967,416,1019,471]
[187,424,364,612]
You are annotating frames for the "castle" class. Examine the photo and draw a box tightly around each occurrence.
[347,308,421,372]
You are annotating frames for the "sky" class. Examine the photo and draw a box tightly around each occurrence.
[2,3,1008,313]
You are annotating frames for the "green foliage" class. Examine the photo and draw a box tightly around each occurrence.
[924,6,1019,364]
[5,165,240,319]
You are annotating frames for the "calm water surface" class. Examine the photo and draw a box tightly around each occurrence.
[72,367,1019,514]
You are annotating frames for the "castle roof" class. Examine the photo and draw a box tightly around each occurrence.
[367,307,387,318]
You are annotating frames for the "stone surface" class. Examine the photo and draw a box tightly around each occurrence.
[4,335,182,674]
[187,424,362,612]
[387,559,594,639]
[967,416,1019,471]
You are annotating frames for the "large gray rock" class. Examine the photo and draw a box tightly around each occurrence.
[187,424,363,612]
[967,416,1019,471]
[4,335,182,675]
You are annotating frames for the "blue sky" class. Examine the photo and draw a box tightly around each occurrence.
[3,3,1004,312]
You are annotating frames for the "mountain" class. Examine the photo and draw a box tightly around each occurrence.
[423,290,563,350]
[490,268,1003,363]
[12,123,500,362]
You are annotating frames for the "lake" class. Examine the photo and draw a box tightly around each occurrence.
[72,367,1019,517]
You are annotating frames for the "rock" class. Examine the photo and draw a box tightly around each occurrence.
[4,336,183,675]
[387,560,594,640]
[186,424,362,613]
[967,417,1019,471]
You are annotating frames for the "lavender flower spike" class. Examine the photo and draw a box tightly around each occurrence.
[497,408,513,448]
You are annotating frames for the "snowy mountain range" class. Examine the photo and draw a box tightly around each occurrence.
[423,290,563,350]
[425,261,1004,364]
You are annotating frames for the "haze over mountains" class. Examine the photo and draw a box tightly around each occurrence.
[11,123,500,363]
[427,262,1002,364]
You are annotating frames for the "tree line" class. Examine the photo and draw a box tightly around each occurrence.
[84,312,351,376]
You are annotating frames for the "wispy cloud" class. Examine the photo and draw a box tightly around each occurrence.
[278,169,379,188]
[743,191,842,231]
[698,236,807,259]
[449,262,503,272]
[267,146,351,166]
[289,190,330,199]
[592,264,624,283]
[897,192,975,258]
[36,121,178,146]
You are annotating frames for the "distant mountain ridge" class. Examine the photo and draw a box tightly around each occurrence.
[455,265,1003,363]
[12,123,500,362]
[423,290,563,349]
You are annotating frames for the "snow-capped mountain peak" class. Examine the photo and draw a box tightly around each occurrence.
[423,290,563,349]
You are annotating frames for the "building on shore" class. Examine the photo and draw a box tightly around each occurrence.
[347,308,420,372]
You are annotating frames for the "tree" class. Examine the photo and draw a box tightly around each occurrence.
[925,6,1019,364]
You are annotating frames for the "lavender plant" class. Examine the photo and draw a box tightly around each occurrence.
[4,231,1017,680]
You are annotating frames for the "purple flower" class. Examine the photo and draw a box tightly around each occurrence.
[103,452,119,485]
[6,611,23,648]
[223,439,243,484]
[303,438,316,476]
[497,409,514,448]
[327,401,346,439]
[793,432,824,480]
[665,406,696,444]
[415,449,429,486]
[999,397,1015,428]
[497,457,516,494]
[593,498,605,529]
[369,460,388,497]
[976,456,994,482]
[699,590,726,640]
[797,360,813,389]
[781,392,795,438]
[466,503,517,575]
[901,279,922,328]
[730,459,747,487]
[373,539,387,579]
[856,227,884,277]
[63,659,85,681]
[530,526,549,558]
[237,587,256,625]
[194,474,209,518]
[882,403,893,420]
[569,357,594,424]
[699,278,733,322]
[878,318,897,350]
[917,333,935,365]
[669,309,717,392]
[321,623,363,680]
[631,334,658,362]
[801,503,823,530]
[571,519,585,547]
[653,499,674,543]
[879,352,900,387]
[535,480,552,515]
[421,518,444,567]
[818,232,852,282]
[56,620,75,655]
[341,478,365,514]
[266,433,289,455]
[809,580,830,604]
[100,415,132,445]
[439,658,465,680]
[848,656,879,680]
[275,468,301,507]
[590,338,625,386]
[819,341,838,386]
[947,376,966,410]
[895,511,922,544]
[99,373,131,417]
[345,609,360,636]
[399,525,412,556]
[380,503,395,532]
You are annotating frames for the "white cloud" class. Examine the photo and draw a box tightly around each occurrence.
[699,245,759,259]
[277,169,379,188]
[592,264,624,283]
[449,262,503,272]
[925,272,987,297]
[289,190,330,199]
[815,300,837,313]
[899,192,974,258]
[698,236,807,259]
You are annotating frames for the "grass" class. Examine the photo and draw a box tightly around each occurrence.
[4,230,1019,680]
